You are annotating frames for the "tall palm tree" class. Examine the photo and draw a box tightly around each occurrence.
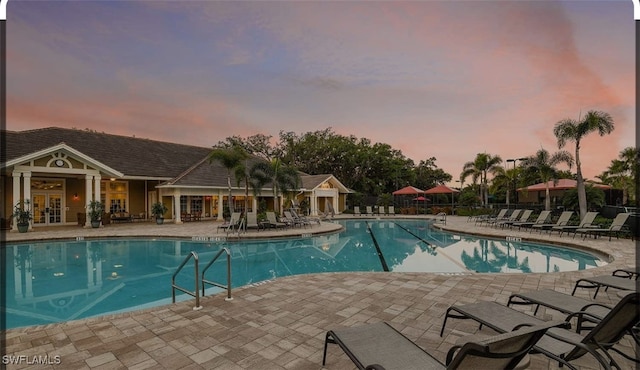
[250,158,300,215]
[521,148,573,211]
[554,110,614,219]
[208,146,249,215]
[461,153,502,206]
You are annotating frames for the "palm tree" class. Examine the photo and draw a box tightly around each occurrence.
[491,167,518,207]
[597,147,638,206]
[208,146,249,215]
[461,153,502,206]
[554,110,614,219]
[250,158,300,215]
[521,148,573,211]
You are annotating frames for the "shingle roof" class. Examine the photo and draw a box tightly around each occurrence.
[5,127,212,179]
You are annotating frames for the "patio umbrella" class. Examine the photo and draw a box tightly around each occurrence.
[413,196,429,214]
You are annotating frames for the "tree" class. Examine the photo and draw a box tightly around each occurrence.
[562,185,606,212]
[208,146,249,215]
[597,147,638,206]
[461,153,503,206]
[250,158,300,215]
[490,167,519,207]
[554,110,614,219]
[520,148,573,211]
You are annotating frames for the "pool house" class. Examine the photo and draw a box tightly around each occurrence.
[3,127,350,231]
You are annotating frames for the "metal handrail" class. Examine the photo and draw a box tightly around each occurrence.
[437,212,447,225]
[201,247,233,301]
[171,251,202,310]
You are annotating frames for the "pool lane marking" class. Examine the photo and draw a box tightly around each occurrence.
[392,222,437,253]
[365,221,390,272]
[393,222,474,273]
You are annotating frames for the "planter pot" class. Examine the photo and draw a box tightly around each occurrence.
[156,218,164,225]
[91,220,101,228]
[17,223,29,233]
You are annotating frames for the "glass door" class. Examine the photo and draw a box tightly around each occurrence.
[31,193,63,225]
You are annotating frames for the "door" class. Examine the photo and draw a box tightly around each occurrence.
[32,193,63,225]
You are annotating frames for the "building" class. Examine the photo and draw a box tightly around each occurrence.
[3,127,350,231]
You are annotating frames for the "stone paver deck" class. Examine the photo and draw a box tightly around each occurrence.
[1,215,637,369]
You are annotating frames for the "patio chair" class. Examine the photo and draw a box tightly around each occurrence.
[217,212,241,233]
[378,206,385,216]
[387,206,395,216]
[291,208,320,225]
[500,209,532,229]
[476,209,507,226]
[572,274,638,299]
[575,213,630,241]
[323,321,561,370]
[284,211,307,228]
[245,212,261,231]
[489,209,521,228]
[354,206,361,216]
[265,211,287,229]
[366,206,373,216]
[511,210,551,231]
[530,211,573,233]
[441,292,640,370]
[551,211,598,237]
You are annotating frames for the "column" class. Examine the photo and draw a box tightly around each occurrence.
[22,172,32,230]
[11,171,20,232]
[311,194,318,216]
[217,190,224,220]
[94,175,102,227]
[85,175,93,228]
[173,193,182,223]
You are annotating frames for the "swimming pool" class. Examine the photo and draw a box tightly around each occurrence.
[4,219,605,329]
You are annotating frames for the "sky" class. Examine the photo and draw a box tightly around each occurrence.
[6,0,636,184]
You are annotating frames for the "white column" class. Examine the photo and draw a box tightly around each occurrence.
[93,175,101,207]
[174,193,182,223]
[217,190,224,220]
[85,175,93,227]
[311,194,318,216]
[11,171,21,232]
[22,172,32,230]
[252,197,258,213]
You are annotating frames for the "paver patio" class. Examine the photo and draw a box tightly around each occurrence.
[1,215,637,369]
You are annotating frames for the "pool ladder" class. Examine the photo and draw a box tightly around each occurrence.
[171,248,233,310]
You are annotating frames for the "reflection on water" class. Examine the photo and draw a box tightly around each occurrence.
[4,220,604,329]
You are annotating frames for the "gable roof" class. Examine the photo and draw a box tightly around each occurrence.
[518,179,612,191]
[300,174,351,193]
[5,127,212,179]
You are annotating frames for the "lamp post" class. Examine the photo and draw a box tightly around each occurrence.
[506,158,527,207]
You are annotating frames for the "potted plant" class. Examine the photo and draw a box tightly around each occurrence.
[13,200,32,233]
[87,200,104,228]
[151,202,168,225]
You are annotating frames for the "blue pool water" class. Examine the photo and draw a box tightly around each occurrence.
[4,219,605,329]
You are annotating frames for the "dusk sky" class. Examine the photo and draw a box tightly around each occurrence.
[6,1,635,184]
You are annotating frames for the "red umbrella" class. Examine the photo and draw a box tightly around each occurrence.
[392,186,425,195]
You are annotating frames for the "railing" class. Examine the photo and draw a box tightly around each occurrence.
[201,247,233,301]
[171,251,202,310]
[437,212,447,225]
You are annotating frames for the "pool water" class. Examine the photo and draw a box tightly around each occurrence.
[4,219,605,329]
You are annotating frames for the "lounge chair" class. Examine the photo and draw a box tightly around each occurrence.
[572,274,637,299]
[530,211,573,233]
[475,208,509,226]
[551,211,598,237]
[575,213,630,241]
[265,211,287,229]
[476,209,507,226]
[366,206,373,216]
[354,206,361,216]
[217,212,241,233]
[500,209,532,229]
[489,209,521,228]
[284,211,308,228]
[512,210,551,231]
[323,321,561,370]
[387,206,395,216]
[378,206,385,216]
[507,289,614,330]
[245,212,261,231]
[441,292,640,370]
[291,208,320,225]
